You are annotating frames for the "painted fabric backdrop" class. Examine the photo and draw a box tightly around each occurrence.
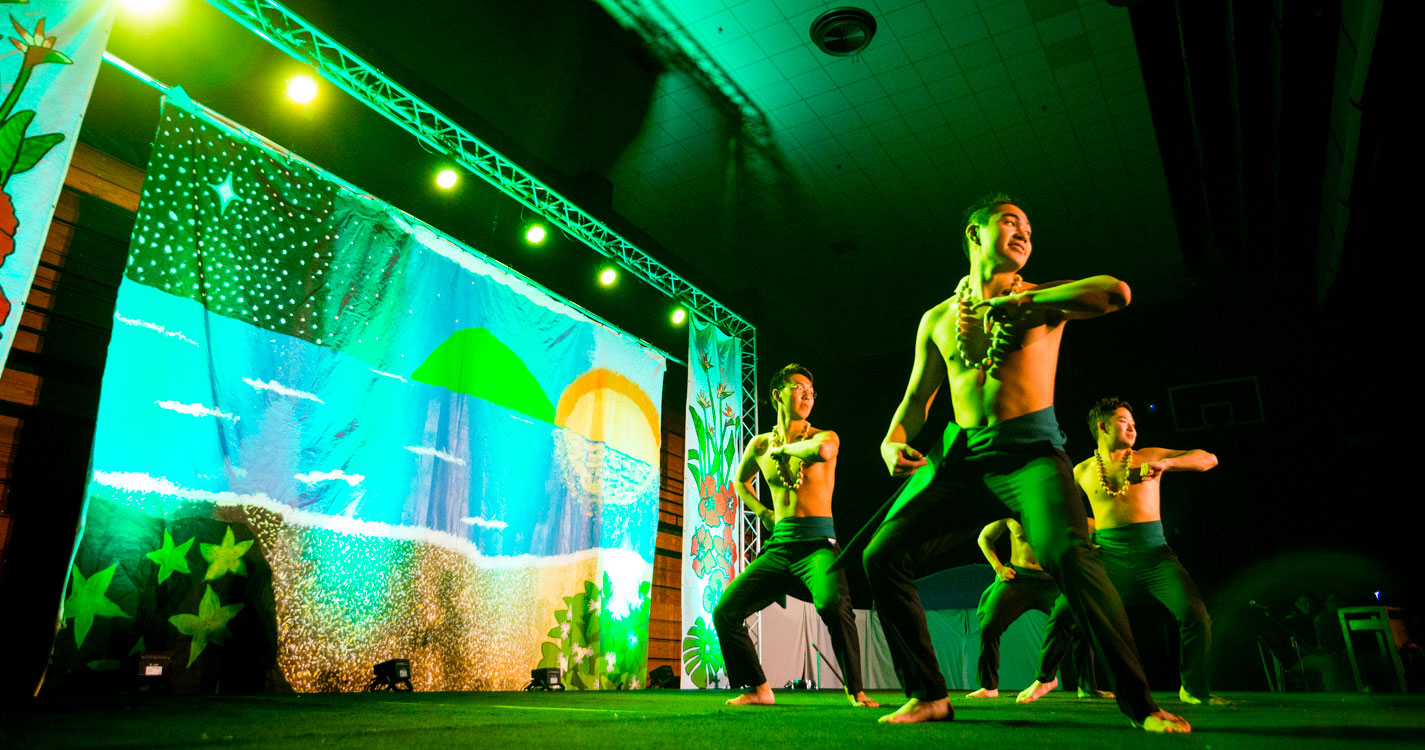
[51,103,665,693]
[680,316,742,687]
[0,1,114,370]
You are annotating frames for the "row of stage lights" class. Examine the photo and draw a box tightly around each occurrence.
[280,75,689,328]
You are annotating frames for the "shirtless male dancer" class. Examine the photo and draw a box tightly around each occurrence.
[714,364,878,708]
[843,193,1190,731]
[967,517,1107,699]
[1035,397,1229,706]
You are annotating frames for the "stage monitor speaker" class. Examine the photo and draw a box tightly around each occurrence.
[366,658,413,692]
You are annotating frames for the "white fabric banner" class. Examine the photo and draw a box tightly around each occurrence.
[679,316,742,687]
[0,0,116,370]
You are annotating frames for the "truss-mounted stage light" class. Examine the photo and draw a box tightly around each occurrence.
[365,658,413,692]
[525,224,547,244]
[286,74,319,104]
[435,168,458,189]
[599,266,618,286]
[525,667,564,691]
[671,308,686,325]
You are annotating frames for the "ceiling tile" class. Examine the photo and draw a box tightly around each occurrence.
[926,72,971,103]
[900,26,951,60]
[878,63,927,95]
[893,86,936,114]
[789,66,839,97]
[805,88,855,115]
[730,0,791,33]
[980,0,1034,31]
[954,37,1001,69]
[882,3,939,37]
[1003,48,1051,78]
[993,24,1041,59]
[965,62,1011,92]
[862,41,914,72]
[753,20,808,57]
[1034,9,1085,45]
[770,45,823,78]
[1024,0,1078,23]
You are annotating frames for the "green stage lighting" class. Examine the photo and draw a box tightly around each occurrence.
[671,308,686,325]
[525,225,546,244]
[599,267,617,286]
[286,74,318,104]
[435,169,458,189]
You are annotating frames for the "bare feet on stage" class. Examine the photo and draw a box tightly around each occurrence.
[1077,688,1115,699]
[847,691,880,707]
[878,697,953,724]
[1016,677,1057,703]
[1135,710,1192,733]
[726,683,775,706]
[1179,686,1234,706]
[965,688,999,698]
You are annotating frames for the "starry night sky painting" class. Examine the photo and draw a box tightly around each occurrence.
[51,104,665,693]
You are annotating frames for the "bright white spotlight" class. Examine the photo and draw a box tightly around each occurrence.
[287,75,319,104]
[123,0,171,12]
[436,169,458,189]
[671,308,686,325]
[525,225,547,244]
[599,267,617,286]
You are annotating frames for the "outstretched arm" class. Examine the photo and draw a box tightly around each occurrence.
[880,309,946,476]
[1137,448,1218,481]
[977,519,1015,581]
[976,276,1131,320]
[734,440,775,527]
[768,430,839,464]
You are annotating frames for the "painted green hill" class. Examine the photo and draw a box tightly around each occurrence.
[412,328,554,422]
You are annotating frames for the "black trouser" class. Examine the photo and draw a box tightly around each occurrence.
[1100,543,1213,698]
[975,570,1058,690]
[861,450,1158,720]
[1036,594,1102,691]
[713,538,864,694]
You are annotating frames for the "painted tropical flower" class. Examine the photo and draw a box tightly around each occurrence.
[715,382,731,400]
[702,573,726,612]
[698,351,713,371]
[8,17,72,70]
[697,391,711,409]
[698,478,737,527]
[723,403,734,419]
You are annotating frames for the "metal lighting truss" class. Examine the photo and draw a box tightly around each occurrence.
[203,0,763,646]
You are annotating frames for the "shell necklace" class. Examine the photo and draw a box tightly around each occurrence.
[770,422,809,489]
[1095,448,1135,497]
[953,274,1024,381]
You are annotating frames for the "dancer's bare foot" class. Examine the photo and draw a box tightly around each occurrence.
[965,688,999,698]
[1077,688,1115,699]
[1179,686,1234,706]
[847,691,880,707]
[878,697,953,724]
[1016,677,1057,703]
[726,683,775,706]
[1135,710,1192,733]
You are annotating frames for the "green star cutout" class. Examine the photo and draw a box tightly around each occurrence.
[64,563,132,648]
[201,526,254,581]
[169,585,244,666]
[146,529,195,584]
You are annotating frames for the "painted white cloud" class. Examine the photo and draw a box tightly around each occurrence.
[155,400,238,423]
[115,312,199,347]
[405,445,466,466]
[461,516,508,530]
[294,469,364,486]
[91,470,636,571]
[369,368,408,383]
[243,377,325,404]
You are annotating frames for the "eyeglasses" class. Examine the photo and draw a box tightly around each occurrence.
[786,384,817,399]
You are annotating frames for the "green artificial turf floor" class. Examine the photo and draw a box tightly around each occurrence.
[3,690,1423,749]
